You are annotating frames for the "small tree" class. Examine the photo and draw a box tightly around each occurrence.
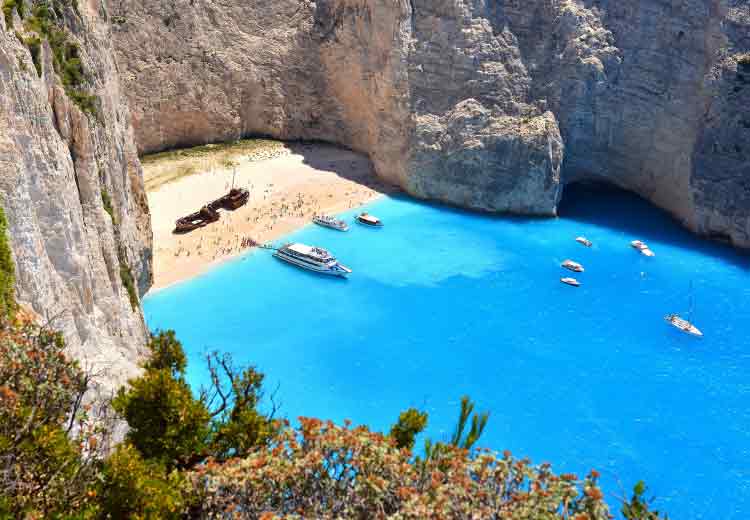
[622,480,670,520]
[389,407,428,450]
[112,331,211,469]
[424,395,489,463]
[201,350,277,461]
[112,331,277,470]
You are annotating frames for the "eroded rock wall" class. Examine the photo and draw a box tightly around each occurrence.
[110,0,748,247]
[0,1,152,392]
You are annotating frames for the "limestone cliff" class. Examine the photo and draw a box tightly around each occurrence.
[0,0,152,392]
[112,0,749,247]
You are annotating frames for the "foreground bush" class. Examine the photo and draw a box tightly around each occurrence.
[0,315,101,517]
[194,418,611,519]
[0,313,669,519]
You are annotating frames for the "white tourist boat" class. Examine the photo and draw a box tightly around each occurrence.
[561,277,581,287]
[631,240,655,257]
[664,314,703,337]
[356,212,383,227]
[562,259,584,273]
[576,236,593,247]
[313,214,349,232]
[273,243,352,277]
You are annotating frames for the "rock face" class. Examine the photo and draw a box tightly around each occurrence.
[0,2,152,392]
[112,0,750,246]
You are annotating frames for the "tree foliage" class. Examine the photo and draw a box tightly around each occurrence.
[390,407,428,450]
[622,480,670,520]
[0,315,102,518]
[112,331,276,472]
[100,442,189,520]
[194,418,612,519]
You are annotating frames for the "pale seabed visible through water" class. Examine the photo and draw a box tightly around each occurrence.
[144,185,750,519]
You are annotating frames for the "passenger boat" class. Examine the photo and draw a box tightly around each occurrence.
[561,277,581,287]
[562,259,584,273]
[576,236,593,247]
[356,212,383,227]
[273,243,352,277]
[313,214,349,232]
[664,314,703,337]
[631,240,655,257]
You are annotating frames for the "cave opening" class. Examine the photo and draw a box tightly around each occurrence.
[557,181,745,266]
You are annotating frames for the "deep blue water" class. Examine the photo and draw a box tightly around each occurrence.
[144,186,750,519]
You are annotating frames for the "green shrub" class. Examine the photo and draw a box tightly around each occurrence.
[20,3,100,117]
[101,188,116,224]
[100,442,189,519]
[113,332,277,470]
[2,0,23,28]
[68,89,99,116]
[118,255,139,311]
[389,407,428,450]
[0,318,101,517]
[0,207,15,321]
[113,366,211,468]
[113,332,211,468]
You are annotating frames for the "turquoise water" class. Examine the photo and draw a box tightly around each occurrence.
[144,186,750,518]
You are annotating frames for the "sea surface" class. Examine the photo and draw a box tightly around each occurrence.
[144,185,750,519]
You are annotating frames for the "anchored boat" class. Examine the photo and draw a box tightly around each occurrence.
[631,240,655,257]
[562,259,584,273]
[576,236,593,247]
[561,277,581,287]
[665,282,702,337]
[273,243,352,277]
[665,314,703,337]
[356,212,383,227]
[313,214,349,232]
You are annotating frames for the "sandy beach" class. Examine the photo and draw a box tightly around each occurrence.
[144,141,393,290]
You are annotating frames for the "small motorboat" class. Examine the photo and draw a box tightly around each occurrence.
[631,240,655,257]
[664,314,703,337]
[356,212,383,227]
[313,214,349,232]
[576,236,593,247]
[562,259,584,273]
[561,277,581,287]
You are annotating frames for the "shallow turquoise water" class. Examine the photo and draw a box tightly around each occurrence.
[144,186,750,518]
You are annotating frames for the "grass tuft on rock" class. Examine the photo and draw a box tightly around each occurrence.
[118,249,138,311]
[101,189,116,225]
[0,206,16,320]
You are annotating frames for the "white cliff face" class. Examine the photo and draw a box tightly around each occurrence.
[0,1,152,392]
[111,0,750,247]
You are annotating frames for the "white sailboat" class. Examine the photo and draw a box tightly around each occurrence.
[665,283,703,337]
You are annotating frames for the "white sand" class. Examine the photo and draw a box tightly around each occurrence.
[145,142,392,290]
